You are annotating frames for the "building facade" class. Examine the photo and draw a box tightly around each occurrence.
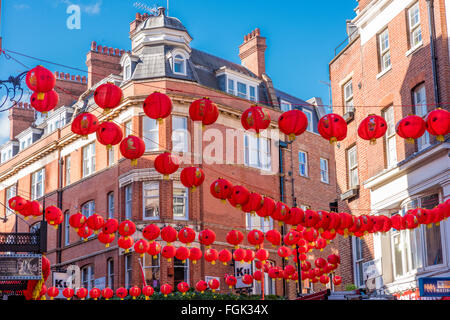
[0,8,337,299]
[330,0,450,298]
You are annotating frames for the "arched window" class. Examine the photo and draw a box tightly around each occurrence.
[173,54,186,75]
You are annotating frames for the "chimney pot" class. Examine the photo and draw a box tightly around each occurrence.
[71,75,75,81]
[239,28,267,78]
[97,45,103,53]
[76,75,81,82]
[158,7,166,16]
[55,71,59,78]
[82,76,87,83]
[109,47,114,55]
[115,48,120,56]
[65,73,70,79]
[91,41,97,51]
[136,12,141,20]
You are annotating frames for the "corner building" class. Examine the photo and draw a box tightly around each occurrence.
[0,8,337,299]
[330,0,450,299]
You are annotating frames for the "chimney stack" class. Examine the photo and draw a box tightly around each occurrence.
[239,28,267,78]
[8,102,35,140]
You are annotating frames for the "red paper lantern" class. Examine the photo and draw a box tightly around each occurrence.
[333,275,342,286]
[304,209,320,229]
[189,247,203,264]
[62,287,74,300]
[86,213,105,234]
[89,288,101,300]
[45,206,63,229]
[178,227,196,246]
[175,246,190,263]
[119,135,145,166]
[286,207,305,226]
[404,212,419,229]
[268,267,282,279]
[204,248,219,265]
[195,280,208,293]
[118,236,134,253]
[199,229,216,248]
[71,112,99,138]
[272,202,291,226]
[180,167,205,191]
[391,214,406,230]
[116,287,128,300]
[177,282,190,295]
[101,288,114,300]
[154,152,180,180]
[284,265,296,276]
[96,121,123,149]
[134,239,149,257]
[225,275,237,288]
[30,90,58,114]
[147,241,162,258]
[76,287,88,300]
[94,82,123,113]
[284,229,301,247]
[396,115,426,143]
[210,178,233,203]
[143,92,173,123]
[98,231,115,248]
[26,66,55,98]
[228,185,250,209]
[118,220,136,237]
[208,278,220,292]
[315,210,332,233]
[316,238,327,251]
[256,196,276,219]
[255,249,269,262]
[327,254,340,265]
[143,224,160,242]
[247,229,264,249]
[142,286,154,300]
[8,196,28,213]
[241,192,264,214]
[189,97,219,127]
[129,286,142,299]
[277,246,292,260]
[219,249,232,265]
[77,225,93,241]
[102,218,119,234]
[24,200,43,218]
[244,249,256,263]
[226,230,244,249]
[241,105,271,135]
[315,258,327,269]
[161,245,176,262]
[425,109,450,141]
[253,270,263,282]
[161,226,178,245]
[47,287,59,300]
[278,109,308,141]
[358,114,388,144]
[69,212,86,232]
[265,229,281,247]
[319,275,330,285]
[233,248,246,262]
[416,208,433,226]
[242,274,254,285]
[318,113,347,144]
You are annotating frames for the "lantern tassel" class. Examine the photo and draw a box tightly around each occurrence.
[437,135,444,142]
[329,137,337,144]
[288,133,296,141]
[163,174,170,180]
[131,159,138,166]
[191,186,197,192]
[406,138,414,144]
[370,138,377,145]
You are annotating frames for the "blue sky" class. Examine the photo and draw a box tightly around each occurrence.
[0,0,357,144]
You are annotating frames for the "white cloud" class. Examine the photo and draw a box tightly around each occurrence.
[0,111,11,145]
[83,1,102,15]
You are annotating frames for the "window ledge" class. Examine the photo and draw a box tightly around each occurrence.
[340,187,359,201]
[376,66,392,80]
[406,42,423,57]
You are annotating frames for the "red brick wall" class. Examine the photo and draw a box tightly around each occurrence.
[8,102,35,140]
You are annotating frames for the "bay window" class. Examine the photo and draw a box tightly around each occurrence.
[172,116,189,153]
[143,117,159,151]
[143,182,159,220]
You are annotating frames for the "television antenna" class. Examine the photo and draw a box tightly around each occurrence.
[133,2,159,15]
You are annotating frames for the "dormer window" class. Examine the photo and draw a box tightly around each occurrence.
[217,68,260,102]
[123,59,132,81]
[173,54,186,75]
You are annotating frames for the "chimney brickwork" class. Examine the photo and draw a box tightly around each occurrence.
[238,28,267,78]
[8,102,35,140]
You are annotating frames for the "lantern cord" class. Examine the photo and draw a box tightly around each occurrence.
[138,257,147,286]
[2,48,450,109]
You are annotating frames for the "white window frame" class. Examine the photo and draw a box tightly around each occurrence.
[280,100,292,112]
[173,54,187,75]
[227,78,235,95]
[81,200,95,218]
[125,184,132,220]
[344,80,354,113]
[173,182,189,220]
[320,158,329,184]
[172,116,189,153]
[379,29,391,72]
[352,236,364,288]
[252,260,276,295]
[225,74,259,102]
[298,151,308,177]
[108,146,114,166]
[143,182,160,220]
[174,258,190,286]
[64,211,70,246]
[31,168,45,200]
[107,259,114,290]
[124,254,132,289]
[347,146,358,188]
[124,120,132,137]
[383,106,397,168]
[5,185,17,217]
[124,59,132,81]
[244,134,271,171]
[143,254,160,288]
[413,84,430,151]
[81,265,95,291]
[245,212,273,232]
[249,86,256,102]
[143,117,159,152]
[408,2,422,48]
[65,155,71,186]
[107,192,114,219]
[303,109,314,132]
[82,142,96,178]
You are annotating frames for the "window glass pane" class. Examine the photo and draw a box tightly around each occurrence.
[173,186,188,219]
[249,86,256,101]
[124,120,132,136]
[299,152,307,177]
[303,110,313,132]
[125,185,132,219]
[280,101,291,112]
[144,254,160,288]
[143,118,159,151]
[143,183,159,219]
[174,258,189,287]
[237,82,247,98]
[409,3,420,28]
[108,193,114,219]
[172,116,188,153]
[421,194,443,266]
[228,79,235,95]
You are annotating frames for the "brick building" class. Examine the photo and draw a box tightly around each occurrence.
[330,0,450,298]
[0,8,337,299]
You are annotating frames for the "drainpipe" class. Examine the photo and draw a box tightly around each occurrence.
[426,0,441,105]
[56,155,64,265]
[278,141,287,297]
